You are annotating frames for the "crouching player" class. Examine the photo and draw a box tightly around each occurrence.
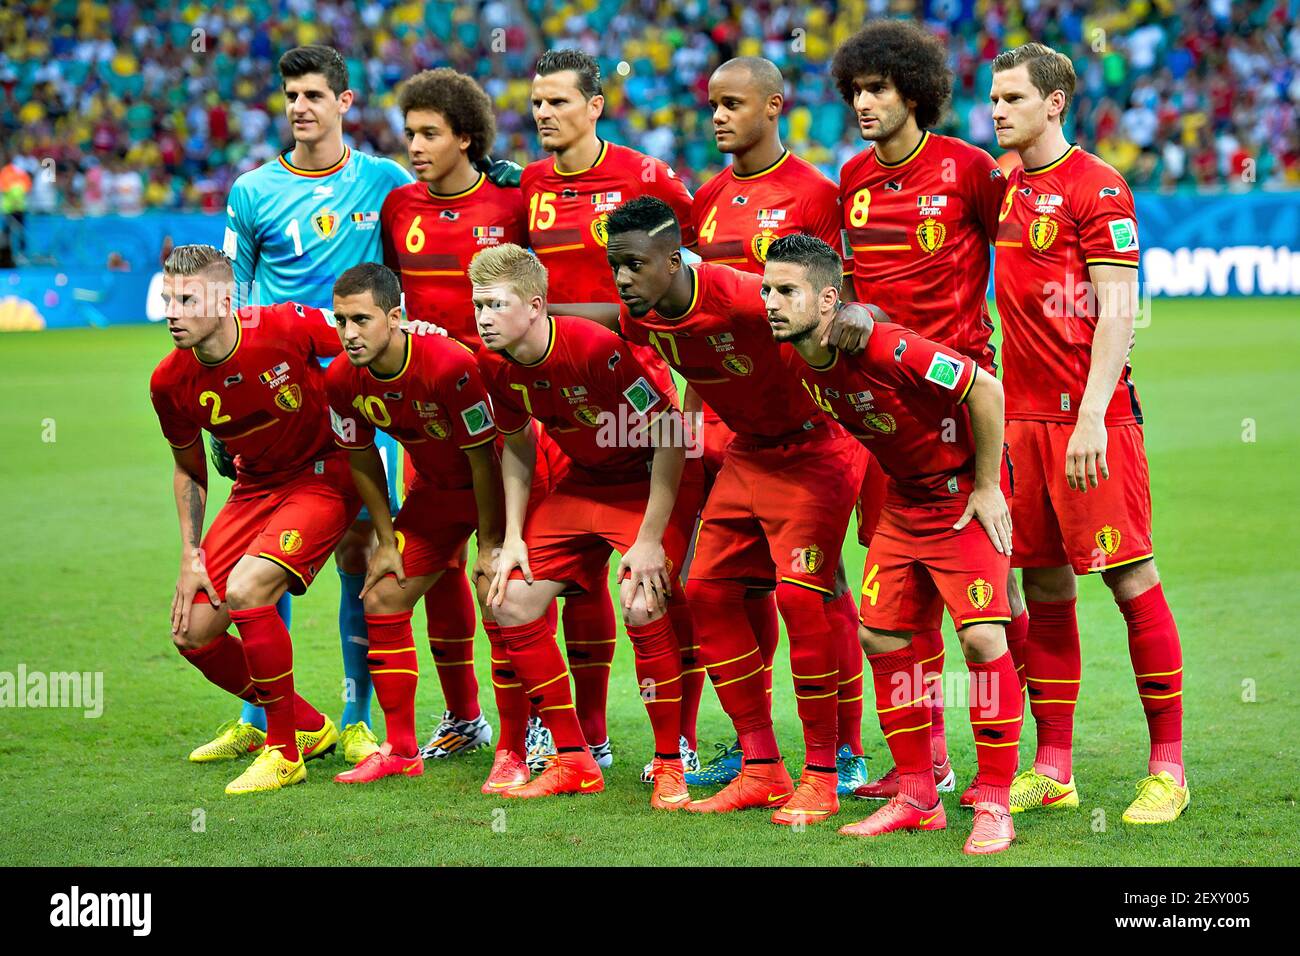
[474,243,703,808]
[151,245,360,794]
[323,263,508,785]
[763,234,1023,854]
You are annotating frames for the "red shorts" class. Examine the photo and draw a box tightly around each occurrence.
[699,409,736,497]
[691,429,868,594]
[196,453,360,599]
[513,459,706,594]
[404,420,560,500]
[1006,420,1154,574]
[859,500,1012,633]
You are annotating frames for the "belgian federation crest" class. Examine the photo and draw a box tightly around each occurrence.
[967,578,994,610]
[863,412,896,434]
[424,418,451,440]
[802,545,824,574]
[279,529,303,554]
[275,384,302,412]
[575,404,603,427]
[590,213,610,247]
[722,354,754,376]
[1028,214,1058,252]
[1096,525,1121,556]
[916,217,946,254]
[311,209,339,240]
[751,230,777,263]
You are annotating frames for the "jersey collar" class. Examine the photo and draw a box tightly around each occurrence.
[367,335,412,381]
[427,172,486,200]
[872,130,930,170]
[508,316,556,367]
[1023,144,1079,176]
[655,268,700,322]
[554,139,608,177]
[194,318,242,367]
[731,149,791,181]
[278,145,351,178]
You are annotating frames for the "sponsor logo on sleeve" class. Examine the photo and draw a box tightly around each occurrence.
[461,401,494,436]
[924,353,964,389]
[623,376,659,415]
[1098,186,1121,198]
[1108,218,1138,252]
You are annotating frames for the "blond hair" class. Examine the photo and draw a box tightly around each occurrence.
[992,42,1077,118]
[468,243,549,304]
[163,244,234,280]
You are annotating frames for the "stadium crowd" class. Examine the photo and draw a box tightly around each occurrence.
[1,0,1298,214]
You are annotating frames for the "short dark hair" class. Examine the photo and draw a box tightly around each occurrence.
[605,196,682,249]
[279,45,349,96]
[535,48,603,100]
[830,20,951,130]
[398,69,496,163]
[334,262,401,314]
[765,234,843,297]
[992,42,1077,118]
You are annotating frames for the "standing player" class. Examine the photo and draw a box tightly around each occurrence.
[215,45,412,766]
[607,197,868,826]
[520,49,697,770]
[990,44,1187,823]
[830,19,1031,804]
[378,68,529,759]
[684,55,868,794]
[323,263,508,785]
[763,234,1022,855]
[472,244,702,807]
[151,245,357,794]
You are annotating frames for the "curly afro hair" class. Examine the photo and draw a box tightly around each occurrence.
[397,69,496,164]
[830,20,952,130]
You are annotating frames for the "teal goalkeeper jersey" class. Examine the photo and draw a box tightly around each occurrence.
[224,146,413,308]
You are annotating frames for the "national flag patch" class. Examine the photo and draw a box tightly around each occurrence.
[756,208,787,220]
[924,353,964,389]
[916,195,948,207]
[259,362,289,384]
[460,401,494,436]
[591,192,622,204]
[707,332,734,346]
[350,211,379,222]
[473,226,506,238]
[623,376,659,415]
[1033,194,1063,206]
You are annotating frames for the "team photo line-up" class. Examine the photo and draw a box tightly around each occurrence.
[150,20,1187,857]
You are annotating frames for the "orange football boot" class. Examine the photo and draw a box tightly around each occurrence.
[501,749,603,799]
[333,747,423,784]
[685,760,794,814]
[959,772,980,809]
[771,768,839,826]
[839,794,947,837]
[481,750,529,795]
[964,802,1015,855]
[649,758,692,811]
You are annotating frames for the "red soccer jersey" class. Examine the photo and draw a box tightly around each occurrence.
[992,146,1142,424]
[324,332,498,490]
[620,262,825,443]
[692,150,847,274]
[783,321,979,503]
[149,302,342,491]
[476,314,671,483]
[380,174,528,345]
[840,131,1005,369]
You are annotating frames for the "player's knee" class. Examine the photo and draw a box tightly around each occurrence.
[1006,571,1026,617]
[361,580,409,617]
[859,625,902,656]
[1021,566,1076,603]
[621,592,660,630]
[1102,558,1159,603]
[957,623,1007,663]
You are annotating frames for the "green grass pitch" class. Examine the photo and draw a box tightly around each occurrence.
[0,298,1293,866]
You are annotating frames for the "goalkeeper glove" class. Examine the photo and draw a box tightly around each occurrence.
[475,155,522,189]
[208,435,237,480]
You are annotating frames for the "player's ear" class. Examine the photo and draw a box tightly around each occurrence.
[387,306,402,329]
[768,93,784,119]
[338,88,354,114]
[588,93,604,120]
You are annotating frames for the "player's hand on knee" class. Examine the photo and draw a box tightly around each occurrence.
[619,538,669,615]
[361,541,405,599]
[954,485,1013,556]
[1065,417,1108,492]
[489,538,531,607]
[173,548,220,636]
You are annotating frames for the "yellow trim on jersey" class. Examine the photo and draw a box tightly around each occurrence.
[402,268,465,277]
[658,268,701,321]
[367,336,412,382]
[731,149,791,181]
[459,433,497,450]
[195,318,242,367]
[427,172,486,201]
[223,418,278,441]
[808,347,839,372]
[851,243,911,252]
[958,616,1012,627]
[779,576,833,595]
[257,552,307,587]
[533,242,586,255]
[994,240,1023,248]
[514,316,556,367]
[278,146,351,178]
[957,367,977,404]
[168,433,202,450]
[499,420,532,435]
[555,139,609,176]
[1023,145,1078,176]
[1084,551,1154,574]
[333,439,374,451]
[874,130,930,169]
[1085,257,1140,269]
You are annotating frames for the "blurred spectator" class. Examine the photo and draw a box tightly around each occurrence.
[1,0,1296,212]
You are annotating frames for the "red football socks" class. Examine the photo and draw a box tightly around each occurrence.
[868,645,936,807]
[1005,609,1030,694]
[423,569,480,721]
[627,615,684,756]
[690,579,778,760]
[365,611,420,757]
[484,619,529,756]
[229,604,307,762]
[180,631,257,704]
[499,616,586,750]
[1118,583,1185,784]
[745,589,780,708]
[828,591,865,755]
[967,651,1023,810]
[912,628,947,762]
[667,590,703,750]
[776,582,839,769]
[561,589,616,745]
[1025,597,1081,782]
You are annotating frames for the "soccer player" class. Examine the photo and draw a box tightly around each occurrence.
[606,196,868,826]
[763,233,1022,855]
[151,244,358,794]
[830,19,1030,804]
[685,55,868,794]
[990,44,1187,823]
[472,243,702,807]
[216,45,413,766]
[323,263,507,785]
[377,68,529,759]
[520,49,697,771]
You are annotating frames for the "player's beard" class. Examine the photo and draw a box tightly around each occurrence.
[862,101,910,144]
[772,315,819,345]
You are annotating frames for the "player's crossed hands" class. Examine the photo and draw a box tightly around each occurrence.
[954,485,1013,556]
[172,548,220,636]
[1065,416,1109,492]
[360,540,406,599]
[619,538,671,615]
[488,537,531,607]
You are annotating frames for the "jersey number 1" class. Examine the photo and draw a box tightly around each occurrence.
[284,218,303,256]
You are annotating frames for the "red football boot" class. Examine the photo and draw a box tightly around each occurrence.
[959,772,980,809]
[964,802,1015,855]
[481,750,529,795]
[686,760,795,814]
[771,768,839,826]
[333,747,423,784]
[839,794,947,837]
[501,750,603,799]
[649,758,691,811]
[853,756,957,800]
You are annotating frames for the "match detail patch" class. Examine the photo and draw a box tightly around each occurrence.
[461,401,494,436]
[623,376,659,415]
[1108,218,1138,252]
[924,354,964,389]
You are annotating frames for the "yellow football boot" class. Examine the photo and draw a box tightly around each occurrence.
[188,719,266,763]
[296,716,340,762]
[1122,772,1190,825]
[339,721,380,764]
[1008,768,1079,813]
[225,746,306,795]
